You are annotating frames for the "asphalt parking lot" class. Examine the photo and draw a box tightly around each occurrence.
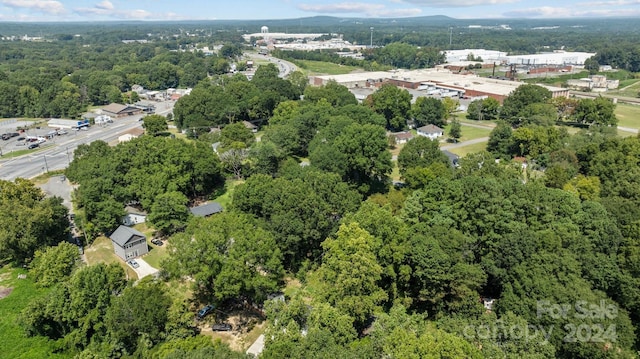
[37,175,75,212]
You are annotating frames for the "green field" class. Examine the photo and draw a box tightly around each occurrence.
[213,179,244,210]
[615,103,640,129]
[0,266,71,359]
[446,141,488,157]
[444,123,493,142]
[84,236,138,280]
[609,80,640,98]
[293,60,360,76]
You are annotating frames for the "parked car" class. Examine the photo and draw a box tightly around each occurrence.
[211,323,232,331]
[197,304,215,319]
[127,259,139,269]
[28,143,39,149]
[1,133,10,140]
[151,238,163,246]
[16,137,25,141]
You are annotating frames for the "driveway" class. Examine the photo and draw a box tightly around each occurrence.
[37,175,76,213]
[131,257,159,279]
[246,334,265,356]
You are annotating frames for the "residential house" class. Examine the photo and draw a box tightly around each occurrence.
[190,202,224,217]
[118,127,145,143]
[416,124,444,140]
[243,120,258,133]
[110,225,149,260]
[102,103,144,118]
[122,206,147,226]
[393,131,414,144]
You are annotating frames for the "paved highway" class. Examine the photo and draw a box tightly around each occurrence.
[246,52,298,78]
[0,101,174,181]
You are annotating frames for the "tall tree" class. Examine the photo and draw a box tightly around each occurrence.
[314,223,387,326]
[411,97,446,128]
[367,84,412,131]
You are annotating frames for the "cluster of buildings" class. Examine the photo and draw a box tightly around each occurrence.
[132,85,192,102]
[244,26,365,53]
[112,202,223,261]
[567,75,619,92]
[311,68,569,104]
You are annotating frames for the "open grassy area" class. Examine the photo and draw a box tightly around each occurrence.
[615,103,640,129]
[84,236,138,280]
[446,141,488,157]
[444,123,493,142]
[143,240,168,269]
[293,59,360,76]
[608,79,640,98]
[0,266,71,359]
[213,179,245,210]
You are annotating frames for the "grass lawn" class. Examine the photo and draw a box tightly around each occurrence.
[618,129,637,138]
[615,103,640,129]
[391,163,401,182]
[213,179,245,210]
[84,236,138,280]
[0,265,72,359]
[294,60,360,76]
[609,80,640,98]
[447,141,488,157]
[143,241,168,269]
[445,123,493,142]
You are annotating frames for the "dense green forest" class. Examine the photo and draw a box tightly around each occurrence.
[2,18,640,358]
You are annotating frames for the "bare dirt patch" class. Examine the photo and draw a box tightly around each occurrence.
[0,286,14,299]
[199,306,266,352]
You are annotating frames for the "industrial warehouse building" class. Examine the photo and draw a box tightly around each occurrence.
[310,69,569,103]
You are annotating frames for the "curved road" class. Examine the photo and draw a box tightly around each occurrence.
[246,52,298,78]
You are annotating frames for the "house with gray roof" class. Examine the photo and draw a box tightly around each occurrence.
[190,202,224,217]
[110,225,149,260]
[416,124,444,140]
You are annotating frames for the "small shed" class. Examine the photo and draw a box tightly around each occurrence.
[242,120,258,133]
[190,202,224,217]
[110,225,149,260]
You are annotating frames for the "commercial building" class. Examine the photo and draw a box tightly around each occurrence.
[310,68,569,103]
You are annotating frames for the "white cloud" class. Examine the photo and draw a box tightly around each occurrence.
[502,5,640,17]
[1,0,65,14]
[95,0,114,10]
[73,2,190,20]
[297,2,421,17]
[580,0,640,5]
[298,3,385,13]
[398,0,519,7]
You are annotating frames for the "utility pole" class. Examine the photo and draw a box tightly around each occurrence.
[370,27,374,48]
[43,154,49,173]
[449,27,453,48]
[66,147,71,164]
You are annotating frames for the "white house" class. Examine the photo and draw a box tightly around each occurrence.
[416,124,444,140]
[393,131,414,144]
[122,205,147,226]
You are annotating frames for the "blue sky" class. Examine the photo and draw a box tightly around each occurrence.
[0,0,639,21]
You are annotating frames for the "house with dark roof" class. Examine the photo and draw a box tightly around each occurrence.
[110,225,149,260]
[416,124,444,140]
[102,103,144,118]
[190,202,224,217]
